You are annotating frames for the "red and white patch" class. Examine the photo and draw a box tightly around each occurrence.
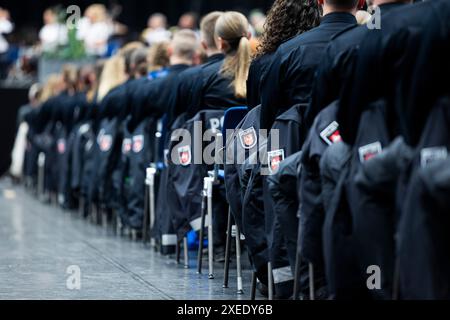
[268,149,285,175]
[132,135,144,153]
[99,135,113,152]
[358,142,382,163]
[122,138,132,154]
[239,127,258,150]
[320,121,342,146]
[178,146,191,166]
[57,139,66,154]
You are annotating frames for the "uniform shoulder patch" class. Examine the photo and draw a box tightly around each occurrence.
[320,121,342,146]
[122,138,132,154]
[178,146,192,166]
[239,127,258,150]
[268,149,285,175]
[132,135,144,153]
[358,142,382,163]
[99,135,112,152]
[57,138,66,155]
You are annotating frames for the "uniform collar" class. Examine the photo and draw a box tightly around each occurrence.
[321,12,357,25]
[207,53,225,63]
[379,2,406,14]
[170,64,190,72]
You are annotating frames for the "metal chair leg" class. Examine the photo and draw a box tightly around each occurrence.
[101,207,108,228]
[293,221,302,300]
[79,196,84,217]
[309,263,315,301]
[37,152,45,201]
[183,237,189,269]
[206,177,214,280]
[223,208,233,288]
[148,168,157,248]
[251,272,257,300]
[392,258,400,301]
[235,225,244,295]
[268,262,274,300]
[176,240,181,265]
[197,184,207,274]
[142,183,150,244]
[111,209,118,235]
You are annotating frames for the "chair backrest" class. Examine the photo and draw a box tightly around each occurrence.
[222,106,249,143]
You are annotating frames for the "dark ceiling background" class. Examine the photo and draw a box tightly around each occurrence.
[3,0,275,43]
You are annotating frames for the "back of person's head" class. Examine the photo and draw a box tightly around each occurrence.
[215,11,251,99]
[256,0,321,58]
[148,41,170,71]
[28,83,42,105]
[62,64,79,93]
[131,47,149,77]
[40,74,63,102]
[119,42,145,76]
[200,11,223,51]
[170,29,199,61]
[97,55,126,102]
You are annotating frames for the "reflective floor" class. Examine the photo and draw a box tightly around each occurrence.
[0,179,259,300]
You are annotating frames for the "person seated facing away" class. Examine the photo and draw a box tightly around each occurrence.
[260,0,361,131]
[185,11,252,118]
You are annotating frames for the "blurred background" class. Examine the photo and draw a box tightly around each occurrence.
[0,0,273,176]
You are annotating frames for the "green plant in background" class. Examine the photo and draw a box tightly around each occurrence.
[42,5,86,61]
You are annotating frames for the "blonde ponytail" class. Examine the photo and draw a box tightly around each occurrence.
[215,12,252,99]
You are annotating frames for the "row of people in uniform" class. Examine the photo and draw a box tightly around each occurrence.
[20,0,450,300]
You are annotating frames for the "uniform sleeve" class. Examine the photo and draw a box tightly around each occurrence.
[260,50,284,130]
[246,58,262,110]
[338,29,409,145]
[338,32,383,145]
[33,100,54,134]
[406,13,450,146]
[305,45,338,130]
[186,69,205,119]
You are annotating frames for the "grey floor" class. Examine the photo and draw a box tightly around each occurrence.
[0,179,259,300]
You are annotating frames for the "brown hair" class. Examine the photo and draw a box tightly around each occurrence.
[200,11,223,50]
[256,0,321,58]
[147,42,170,72]
[215,11,251,99]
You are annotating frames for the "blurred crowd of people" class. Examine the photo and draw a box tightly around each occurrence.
[0,3,270,84]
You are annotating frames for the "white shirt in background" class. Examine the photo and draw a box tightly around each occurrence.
[39,23,68,52]
[144,27,171,46]
[77,17,113,56]
[0,18,13,54]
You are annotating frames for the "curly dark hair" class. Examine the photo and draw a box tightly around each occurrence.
[255,0,321,58]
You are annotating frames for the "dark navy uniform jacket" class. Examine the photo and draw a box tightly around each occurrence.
[246,53,274,110]
[130,64,190,131]
[338,0,450,146]
[33,91,81,134]
[305,2,408,131]
[167,54,225,128]
[260,12,357,130]
[187,55,246,118]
